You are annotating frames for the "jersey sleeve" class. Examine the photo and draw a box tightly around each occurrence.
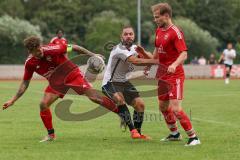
[173,29,188,53]
[42,44,72,56]
[23,62,34,81]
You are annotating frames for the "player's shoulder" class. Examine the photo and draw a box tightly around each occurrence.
[24,55,36,68]
[61,37,67,41]
[50,37,58,43]
[223,49,228,53]
[112,43,126,52]
[131,44,137,48]
[170,25,184,39]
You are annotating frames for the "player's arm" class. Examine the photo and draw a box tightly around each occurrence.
[127,55,159,66]
[72,45,101,57]
[135,46,154,59]
[168,51,187,73]
[3,80,30,110]
[218,53,224,63]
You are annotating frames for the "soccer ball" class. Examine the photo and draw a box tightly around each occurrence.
[87,55,105,74]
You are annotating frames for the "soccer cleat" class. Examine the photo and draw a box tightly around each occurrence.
[185,137,201,146]
[140,134,152,140]
[39,134,56,143]
[130,129,141,139]
[160,132,182,141]
[225,78,229,84]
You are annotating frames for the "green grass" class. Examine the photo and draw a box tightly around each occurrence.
[0,79,240,160]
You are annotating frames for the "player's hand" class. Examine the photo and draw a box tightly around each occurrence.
[2,100,14,110]
[135,45,146,58]
[135,45,145,53]
[167,64,177,74]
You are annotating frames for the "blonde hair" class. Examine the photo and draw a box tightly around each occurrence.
[151,3,172,17]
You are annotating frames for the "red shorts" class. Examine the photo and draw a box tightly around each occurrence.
[45,70,92,98]
[158,76,184,101]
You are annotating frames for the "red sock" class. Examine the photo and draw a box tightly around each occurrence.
[40,109,53,131]
[174,110,196,138]
[161,107,178,133]
[101,96,119,113]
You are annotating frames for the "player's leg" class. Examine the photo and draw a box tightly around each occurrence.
[130,97,151,140]
[83,88,119,113]
[122,81,144,134]
[102,82,141,138]
[68,74,119,113]
[225,64,231,84]
[158,79,180,141]
[159,100,181,141]
[39,92,59,142]
[131,97,145,134]
[170,99,200,146]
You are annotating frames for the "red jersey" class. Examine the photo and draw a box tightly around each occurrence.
[23,43,76,81]
[155,25,187,77]
[50,37,67,45]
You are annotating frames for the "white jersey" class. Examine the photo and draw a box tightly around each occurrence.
[223,49,236,65]
[102,43,138,86]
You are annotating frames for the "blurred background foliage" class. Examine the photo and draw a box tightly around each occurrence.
[0,0,240,63]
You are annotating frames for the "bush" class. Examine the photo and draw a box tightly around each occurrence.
[174,17,220,62]
[0,15,42,64]
[84,11,130,60]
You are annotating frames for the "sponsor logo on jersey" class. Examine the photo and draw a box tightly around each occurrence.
[42,45,61,51]
[157,44,166,54]
[164,34,169,40]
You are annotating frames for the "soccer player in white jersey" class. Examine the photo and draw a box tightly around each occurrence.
[219,43,236,84]
[102,26,158,140]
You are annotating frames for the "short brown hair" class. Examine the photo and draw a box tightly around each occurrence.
[23,36,41,51]
[151,3,172,17]
[122,25,134,31]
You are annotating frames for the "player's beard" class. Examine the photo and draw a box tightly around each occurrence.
[158,21,167,28]
[122,39,134,48]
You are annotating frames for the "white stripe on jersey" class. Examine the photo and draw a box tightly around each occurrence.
[172,26,182,39]
[24,55,33,65]
[50,37,58,43]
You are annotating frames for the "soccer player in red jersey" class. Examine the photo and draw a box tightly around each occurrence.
[50,28,67,45]
[136,3,200,146]
[2,36,120,142]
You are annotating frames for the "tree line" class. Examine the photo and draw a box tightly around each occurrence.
[0,0,239,63]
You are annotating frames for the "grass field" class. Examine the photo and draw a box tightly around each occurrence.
[0,79,240,160]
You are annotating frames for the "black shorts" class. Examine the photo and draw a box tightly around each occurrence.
[102,81,140,105]
[225,64,232,70]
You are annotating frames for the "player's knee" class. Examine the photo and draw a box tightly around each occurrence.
[159,103,168,112]
[171,105,182,112]
[113,95,125,105]
[88,96,100,104]
[134,101,145,112]
[39,102,49,111]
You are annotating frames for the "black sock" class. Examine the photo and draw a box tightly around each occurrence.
[118,104,135,131]
[133,111,144,134]
[48,129,54,135]
[226,73,230,78]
